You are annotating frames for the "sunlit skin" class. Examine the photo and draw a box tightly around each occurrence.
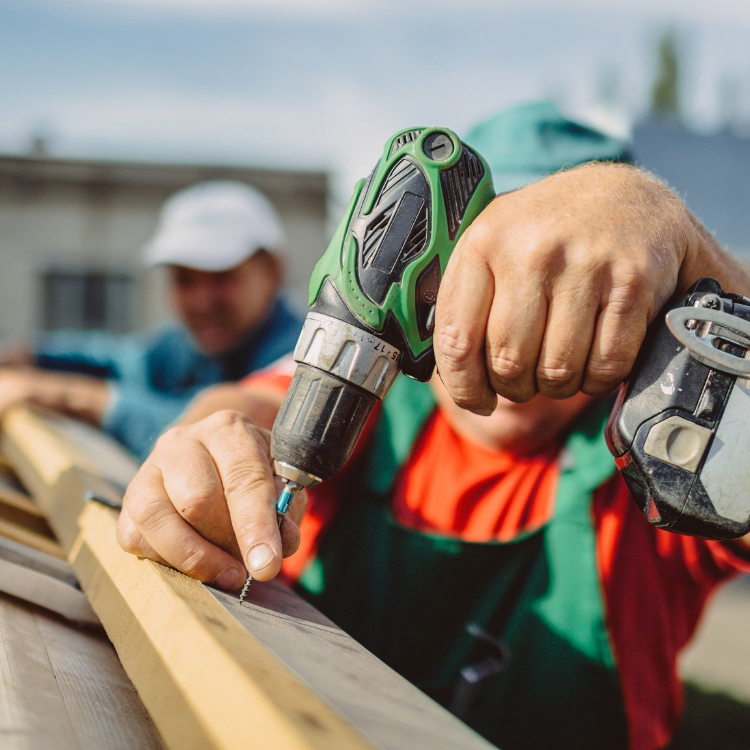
[169,251,282,355]
[430,372,595,455]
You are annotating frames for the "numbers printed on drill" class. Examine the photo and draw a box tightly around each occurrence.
[373,342,399,360]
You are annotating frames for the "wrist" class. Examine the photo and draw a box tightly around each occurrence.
[677,212,750,296]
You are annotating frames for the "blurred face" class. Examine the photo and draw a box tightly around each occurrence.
[169,252,282,355]
[430,373,595,455]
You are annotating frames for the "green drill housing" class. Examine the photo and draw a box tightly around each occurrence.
[307,127,495,381]
[271,127,495,493]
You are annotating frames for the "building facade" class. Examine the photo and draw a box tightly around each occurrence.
[0,155,328,344]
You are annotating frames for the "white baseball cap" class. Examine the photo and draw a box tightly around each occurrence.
[143,180,286,271]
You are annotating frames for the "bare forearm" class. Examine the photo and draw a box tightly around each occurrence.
[679,210,750,297]
[0,367,110,425]
[574,163,750,297]
[180,383,284,431]
[0,344,34,367]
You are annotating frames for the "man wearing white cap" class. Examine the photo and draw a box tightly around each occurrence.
[0,181,303,460]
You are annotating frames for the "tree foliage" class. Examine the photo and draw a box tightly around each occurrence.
[650,30,681,118]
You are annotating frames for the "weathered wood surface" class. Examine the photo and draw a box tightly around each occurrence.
[0,442,161,747]
[0,592,163,750]
[211,584,495,750]
[0,534,98,625]
[2,406,495,750]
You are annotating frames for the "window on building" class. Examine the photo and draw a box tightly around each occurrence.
[40,269,135,333]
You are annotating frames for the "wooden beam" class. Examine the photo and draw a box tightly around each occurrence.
[0,463,63,557]
[74,503,379,750]
[0,465,45,516]
[0,516,63,559]
[1,406,494,750]
[0,534,97,625]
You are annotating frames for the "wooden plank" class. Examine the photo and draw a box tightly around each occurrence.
[74,503,376,750]
[0,535,98,625]
[0,517,64,559]
[1,406,495,750]
[0,586,163,749]
[1,410,124,552]
[210,585,497,750]
[0,463,63,557]
[0,465,46,516]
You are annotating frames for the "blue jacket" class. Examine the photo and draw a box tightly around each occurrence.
[35,296,303,461]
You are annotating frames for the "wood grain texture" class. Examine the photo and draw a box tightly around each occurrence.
[211,584,496,750]
[0,535,98,625]
[74,503,376,750]
[0,517,63,558]
[0,589,163,749]
[1,408,126,551]
[1,405,495,750]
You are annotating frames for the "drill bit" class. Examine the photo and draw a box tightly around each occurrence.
[276,481,302,517]
[238,481,302,606]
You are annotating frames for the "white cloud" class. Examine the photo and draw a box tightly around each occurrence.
[74,0,382,20]
[89,0,750,25]
[430,0,750,25]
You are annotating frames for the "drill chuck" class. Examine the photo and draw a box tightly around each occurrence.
[271,313,402,487]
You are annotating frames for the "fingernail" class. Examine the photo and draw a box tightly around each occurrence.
[247,543,275,573]
[214,568,243,591]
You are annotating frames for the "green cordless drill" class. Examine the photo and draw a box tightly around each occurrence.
[270,127,495,516]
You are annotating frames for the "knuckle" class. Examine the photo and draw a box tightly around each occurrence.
[525,237,560,267]
[176,485,222,524]
[234,518,275,551]
[222,463,272,500]
[121,472,156,526]
[486,349,536,403]
[583,355,629,394]
[153,424,188,452]
[457,218,495,260]
[606,266,652,309]
[116,516,143,555]
[486,349,537,402]
[178,546,213,581]
[127,496,169,533]
[205,409,249,431]
[487,347,526,383]
[203,410,270,455]
[434,324,475,366]
[536,361,580,396]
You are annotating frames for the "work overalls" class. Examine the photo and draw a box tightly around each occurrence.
[298,378,628,749]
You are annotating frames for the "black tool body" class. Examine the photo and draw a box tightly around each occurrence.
[607,277,750,540]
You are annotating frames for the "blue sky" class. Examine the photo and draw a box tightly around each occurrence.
[3,0,750,199]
